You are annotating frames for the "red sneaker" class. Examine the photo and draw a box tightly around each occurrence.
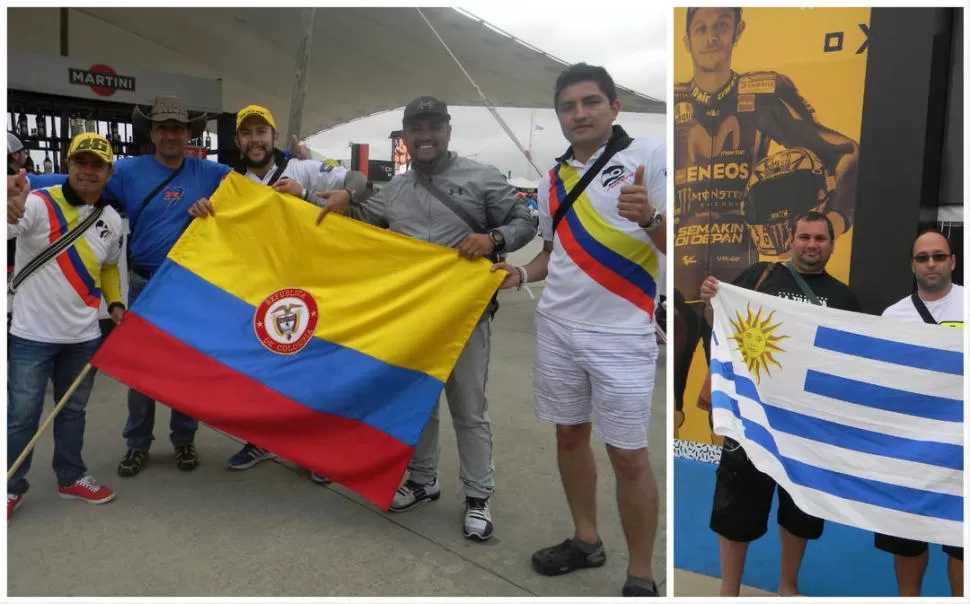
[57,474,116,504]
[8,493,23,523]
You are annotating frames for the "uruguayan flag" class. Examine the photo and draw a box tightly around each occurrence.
[711,283,964,546]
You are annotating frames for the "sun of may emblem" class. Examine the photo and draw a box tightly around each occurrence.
[729,304,788,383]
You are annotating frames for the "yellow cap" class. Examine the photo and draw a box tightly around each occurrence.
[67,133,114,164]
[236,105,276,130]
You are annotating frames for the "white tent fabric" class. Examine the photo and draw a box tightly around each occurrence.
[508,177,540,189]
[7,7,664,138]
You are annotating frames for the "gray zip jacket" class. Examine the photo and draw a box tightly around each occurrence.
[348,152,535,252]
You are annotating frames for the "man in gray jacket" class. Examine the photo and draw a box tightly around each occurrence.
[316,96,535,541]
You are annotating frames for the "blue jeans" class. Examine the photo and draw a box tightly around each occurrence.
[7,335,99,495]
[122,270,198,451]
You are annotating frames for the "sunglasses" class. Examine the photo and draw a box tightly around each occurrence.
[912,253,952,264]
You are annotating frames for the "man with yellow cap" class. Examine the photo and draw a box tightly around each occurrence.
[7,133,125,522]
[188,104,367,480]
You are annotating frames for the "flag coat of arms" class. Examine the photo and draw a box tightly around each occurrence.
[710,283,964,546]
[93,172,503,509]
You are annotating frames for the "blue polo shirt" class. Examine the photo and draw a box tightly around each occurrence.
[26,158,230,272]
[110,156,230,272]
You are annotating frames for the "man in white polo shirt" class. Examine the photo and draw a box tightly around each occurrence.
[493,63,665,597]
[7,133,125,522]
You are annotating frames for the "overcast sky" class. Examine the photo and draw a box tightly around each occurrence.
[307,4,667,182]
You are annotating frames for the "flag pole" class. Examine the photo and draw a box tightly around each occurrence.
[7,363,94,480]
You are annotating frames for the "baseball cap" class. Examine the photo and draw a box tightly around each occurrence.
[67,133,114,164]
[403,96,450,125]
[7,132,24,154]
[236,105,277,130]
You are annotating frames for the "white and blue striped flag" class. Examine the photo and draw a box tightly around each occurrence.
[711,283,963,546]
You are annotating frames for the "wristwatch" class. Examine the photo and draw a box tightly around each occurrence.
[343,187,358,204]
[488,229,506,252]
[640,208,664,232]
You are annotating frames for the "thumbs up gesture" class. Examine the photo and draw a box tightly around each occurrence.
[617,165,655,227]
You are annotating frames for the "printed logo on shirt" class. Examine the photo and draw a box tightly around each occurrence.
[601,165,627,190]
[940,321,964,328]
[95,219,112,240]
[164,187,184,203]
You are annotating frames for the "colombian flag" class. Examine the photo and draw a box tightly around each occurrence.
[92,172,503,509]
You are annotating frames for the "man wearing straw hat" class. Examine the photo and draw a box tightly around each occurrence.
[114,95,231,478]
[7,133,125,523]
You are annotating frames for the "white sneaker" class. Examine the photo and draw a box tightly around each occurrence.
[389,478,440,512]
[464,496,493,541]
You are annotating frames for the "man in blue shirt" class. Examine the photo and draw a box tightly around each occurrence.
[13,96,231,477]
[114,96,231,477]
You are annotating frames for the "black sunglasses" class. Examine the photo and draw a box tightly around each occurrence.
[912,253,952,264]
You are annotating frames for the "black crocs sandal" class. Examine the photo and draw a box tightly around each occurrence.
[622,577,660,597]
[531,538,606,576]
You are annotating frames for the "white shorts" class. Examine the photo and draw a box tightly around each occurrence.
[533,312,658,450]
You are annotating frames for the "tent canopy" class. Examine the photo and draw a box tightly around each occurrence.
[8,7,664,138]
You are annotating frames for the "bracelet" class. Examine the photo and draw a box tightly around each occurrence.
[516,266,529,290]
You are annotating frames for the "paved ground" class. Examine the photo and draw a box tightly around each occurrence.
[673,570,775,597]
[6,239,667,597]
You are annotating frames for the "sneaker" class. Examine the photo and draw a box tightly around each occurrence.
[463,496,494,541]
[309,472,332,485]
[8,493,23,524]
[532,538,607,576]
[622,577,659,597]
[227,443,277,470]
[117,449,149,478]
[175,444,200,471]
[57,474,116,504]
[389,478,440,512]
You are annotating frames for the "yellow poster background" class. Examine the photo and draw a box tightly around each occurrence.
[675,7,871,446]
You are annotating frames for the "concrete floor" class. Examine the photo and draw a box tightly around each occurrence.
[6,239,667,597]
[673,570,775,597]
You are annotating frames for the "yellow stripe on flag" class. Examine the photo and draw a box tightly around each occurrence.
[168,172,503,382]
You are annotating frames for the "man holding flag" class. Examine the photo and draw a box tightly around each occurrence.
[875,228,963,597]
[317,95,535,541]
[700,211,861,596]
[7,133,125,522]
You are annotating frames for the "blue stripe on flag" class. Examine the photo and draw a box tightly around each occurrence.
[804,370,963,423]
[711,391,963,522]
[814,327,963,376]
[710,360,963,469]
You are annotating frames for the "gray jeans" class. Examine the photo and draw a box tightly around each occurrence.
[407,315,494,499]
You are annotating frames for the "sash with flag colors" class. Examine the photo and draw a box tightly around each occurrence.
[92,172,503,509]
[549,164,659,319]
[710,283,964,546]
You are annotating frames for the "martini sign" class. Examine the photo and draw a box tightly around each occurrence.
[69,64,136,97]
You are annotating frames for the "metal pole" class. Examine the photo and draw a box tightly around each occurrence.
[60,8,69,56]
[286,8,316,145]
[527,109,535,179]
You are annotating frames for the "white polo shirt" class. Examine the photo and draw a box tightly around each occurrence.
[537,135,665,333]
[245,157,346,207]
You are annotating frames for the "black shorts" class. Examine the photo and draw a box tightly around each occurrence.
[710,442,824,542]
[874,533,964,561]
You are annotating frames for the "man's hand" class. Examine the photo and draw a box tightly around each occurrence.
[457,233,495,260]
[8,170,30,225]
[187,197,215,218]
[617,165,654,226]
[700,276,719,302]
[110,306,125,326]
[489,262,520,290]
[313,189,351,225]
[272,177,304,198]
[288,135,312,161]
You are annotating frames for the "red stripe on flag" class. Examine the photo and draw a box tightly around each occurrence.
[92,313,413,510]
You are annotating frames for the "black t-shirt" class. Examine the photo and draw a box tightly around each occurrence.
[732,261,861,312]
